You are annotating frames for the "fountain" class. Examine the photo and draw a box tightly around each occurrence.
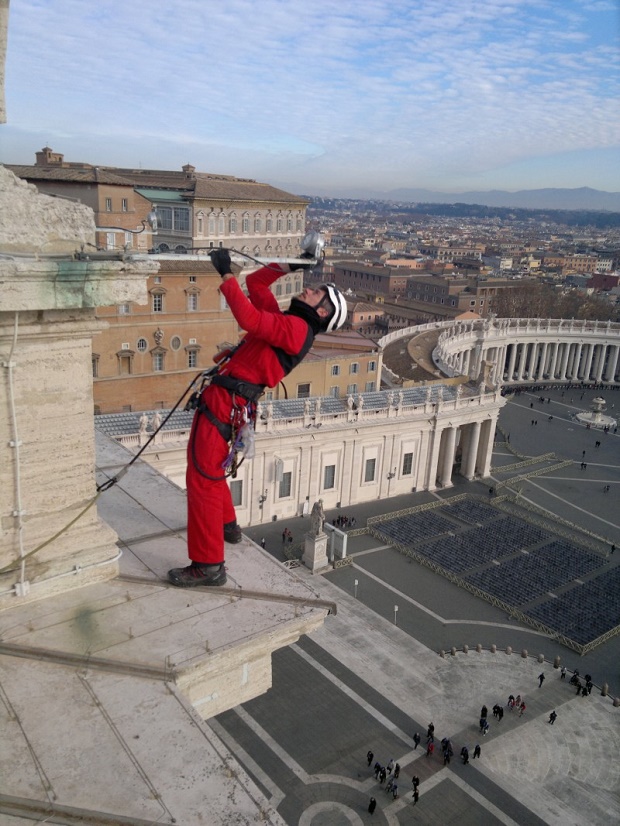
[575,396,617,429]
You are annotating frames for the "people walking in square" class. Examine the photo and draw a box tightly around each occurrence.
[461,746,469,764]
[368,796,377,814]
[497,706,504,721]
[426,740,434,757]
[412,788,419,805]
[473,744,481,759]
[481,705,488,719]
[482,720,490,736]
[427,722,435,740]
[394,763,400,779]
[519,701,526,716]
[560,666,566,680]
[413,732,421,749]
[538,672,545,688]
[379,766,387,785]
[367,750,374,767]
[374,762,380,779]
[411,775,420,792]
[548,710,557,725]
[260,537,266,548]
[387,758,394,775]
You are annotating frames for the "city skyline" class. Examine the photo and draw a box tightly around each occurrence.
[3,0,619,196]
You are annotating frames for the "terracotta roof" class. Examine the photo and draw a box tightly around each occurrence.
[192,177,308,204]
[5,165,135,186]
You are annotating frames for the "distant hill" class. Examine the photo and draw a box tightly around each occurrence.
[269,181,620,212]
[387,186,620,212]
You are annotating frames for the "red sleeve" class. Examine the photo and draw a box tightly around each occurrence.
[220,274,308,353]
[246,263,286,312]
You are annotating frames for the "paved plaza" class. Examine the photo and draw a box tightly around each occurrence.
[234,385,620,824]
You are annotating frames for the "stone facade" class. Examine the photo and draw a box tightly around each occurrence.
[0,166,159,609]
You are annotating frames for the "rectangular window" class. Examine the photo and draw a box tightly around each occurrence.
[368,360,376,372]
[152,294,163,312]
[329,386,340,398]
[121,198,128,212]
[187,293,198,311]
[402,452,413,475]
[331,365,340,376]
[254,217,261,232]
[118,303,131,315]
[153,352,164,371]
[279,471,292,498]
[242,217,249,233]
[105,198,112,212]
[106,232,115,250]
[189,275,196,283]
[324,465,336,490]
[230,479,243,507]
[364,458,376,483]
[285,282,292,294]
[347,383,357,394]
[174,208,190,232]
[350,363,359,374]
[92,357,98,378]
[188,351,197,368]
[266,218,273,232]
[365,381,375,392]
[275,283,282,296]
[297,383,311,398]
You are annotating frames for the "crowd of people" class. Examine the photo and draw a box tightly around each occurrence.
[364,666,597,814]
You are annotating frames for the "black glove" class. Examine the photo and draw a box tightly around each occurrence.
[209,249,232,277]
[290,252,318,272]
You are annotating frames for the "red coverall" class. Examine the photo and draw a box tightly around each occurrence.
[186,264,314,565]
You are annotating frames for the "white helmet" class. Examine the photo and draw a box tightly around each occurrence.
[320,283,348,332]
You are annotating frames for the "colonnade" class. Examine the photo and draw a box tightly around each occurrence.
[501,341,620,384]
[432,418,493,488]
[433,319,620,388]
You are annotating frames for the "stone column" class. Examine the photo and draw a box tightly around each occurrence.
[0,167,158,609]
[538,343,548,379]
[595,345,606,382]
[425,424,443,491]
[605,345,620,383]
[507,343,517,381]
[462,421,481,480]
[573,344,583,379]
[583,344,594,381]
[549,343,559,380]
[439,426,457,488]
[477,418,496,478]
[516,344,526,380]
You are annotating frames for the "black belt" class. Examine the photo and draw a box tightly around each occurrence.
[211,373,265,404]
[197,402,233,442]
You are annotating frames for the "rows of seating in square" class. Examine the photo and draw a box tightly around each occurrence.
[464,553,582,606]
[525,568,620,644]
[532,539,601,579]
[372,511,456,545]
[443,500,500,525]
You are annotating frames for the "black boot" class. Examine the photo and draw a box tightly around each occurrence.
[168,562,227,587]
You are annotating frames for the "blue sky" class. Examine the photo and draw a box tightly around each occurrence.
[3,0,619,194]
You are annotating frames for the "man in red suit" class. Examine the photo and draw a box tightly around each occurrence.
[168,246,347,587]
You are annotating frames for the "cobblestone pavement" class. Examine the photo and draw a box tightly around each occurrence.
[230,385,620,825]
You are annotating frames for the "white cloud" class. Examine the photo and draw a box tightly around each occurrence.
[3,0,619,192]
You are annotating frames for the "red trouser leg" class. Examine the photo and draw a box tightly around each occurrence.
[186,412,236,564]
